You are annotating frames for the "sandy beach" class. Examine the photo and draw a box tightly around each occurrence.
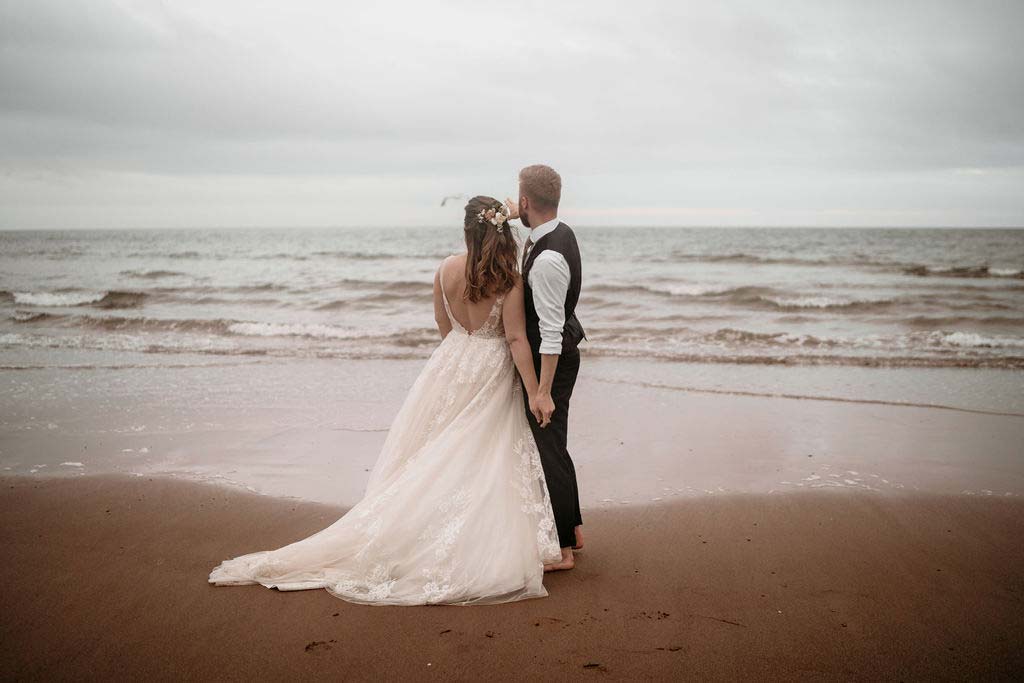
[2,353,1023,679]
[3,472,1022,680]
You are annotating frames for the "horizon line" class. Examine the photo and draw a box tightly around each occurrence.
[2,224,1023,232]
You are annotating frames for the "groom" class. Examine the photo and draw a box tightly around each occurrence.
[508,164,587,572]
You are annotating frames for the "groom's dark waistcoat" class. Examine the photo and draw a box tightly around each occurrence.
[522,221,586,355]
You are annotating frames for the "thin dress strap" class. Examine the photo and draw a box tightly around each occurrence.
[438,256,463,332]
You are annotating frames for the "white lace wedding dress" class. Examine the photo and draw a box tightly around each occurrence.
[208,258,562,605]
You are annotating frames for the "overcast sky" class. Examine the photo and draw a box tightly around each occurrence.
[1,0,1022,229]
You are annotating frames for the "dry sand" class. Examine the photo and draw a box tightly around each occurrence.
[3,473,1022,680]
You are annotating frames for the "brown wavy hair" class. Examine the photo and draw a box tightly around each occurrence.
[462,195,519,303]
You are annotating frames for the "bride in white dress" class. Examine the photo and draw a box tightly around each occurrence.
[208,196,562,605]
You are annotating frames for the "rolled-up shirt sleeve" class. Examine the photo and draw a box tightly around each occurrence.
[528,250,571,355]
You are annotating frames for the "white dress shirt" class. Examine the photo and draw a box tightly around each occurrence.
[522,217,572,355]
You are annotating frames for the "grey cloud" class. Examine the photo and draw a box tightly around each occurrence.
[0,0,1022,228]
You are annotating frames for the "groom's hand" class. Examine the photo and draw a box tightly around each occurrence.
[528,394,544,426]
[535,391,555,428]
[504,197,520,220]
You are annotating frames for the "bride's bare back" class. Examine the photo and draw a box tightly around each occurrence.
[437,253,506,335]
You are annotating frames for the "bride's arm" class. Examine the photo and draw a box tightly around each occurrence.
[504,276,544,423]
[433,267,452,339]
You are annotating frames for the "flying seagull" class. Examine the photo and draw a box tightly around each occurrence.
[440,194,467,207]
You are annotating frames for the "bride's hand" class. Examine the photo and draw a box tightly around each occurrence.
[504,197,520,220]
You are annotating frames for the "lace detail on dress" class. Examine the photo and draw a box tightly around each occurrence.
[417,486,473,602]
[513,435,562,564]
[332,564,397,601]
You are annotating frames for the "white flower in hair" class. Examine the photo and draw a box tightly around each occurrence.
[476,206,509,233]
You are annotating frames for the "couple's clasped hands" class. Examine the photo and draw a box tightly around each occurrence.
[529,390,555,428]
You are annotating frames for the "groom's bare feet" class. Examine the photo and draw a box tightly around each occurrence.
[572,525,584,550]
[544,547,575,572]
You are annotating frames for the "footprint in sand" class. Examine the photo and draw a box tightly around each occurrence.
[304,639,336,652]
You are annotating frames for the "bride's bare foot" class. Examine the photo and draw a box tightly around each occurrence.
[572,525,584,550]
[544,547,575,572]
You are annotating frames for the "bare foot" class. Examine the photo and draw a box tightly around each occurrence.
[572,525,584,550]
[544,547,575,572]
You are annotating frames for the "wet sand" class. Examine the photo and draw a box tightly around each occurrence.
[3,473,1022,680]
[3,358,1024,506]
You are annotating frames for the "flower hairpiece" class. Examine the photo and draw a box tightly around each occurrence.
[476,207,509,233]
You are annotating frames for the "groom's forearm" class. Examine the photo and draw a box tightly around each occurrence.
[538,353,559,395]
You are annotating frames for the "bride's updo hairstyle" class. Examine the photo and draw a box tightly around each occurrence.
[462,195,518,303]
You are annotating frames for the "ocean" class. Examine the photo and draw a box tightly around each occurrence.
[2,225,1023,500]
[2,226,1022,369]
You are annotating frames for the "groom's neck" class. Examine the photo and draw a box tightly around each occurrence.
[529,209,558,229]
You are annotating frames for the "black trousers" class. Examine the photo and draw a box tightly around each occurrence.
[521,348,582,549]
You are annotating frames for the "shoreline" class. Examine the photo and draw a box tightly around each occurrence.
[3,358,1022,507]
[3,473,1022,679]
[591,374,1024,418]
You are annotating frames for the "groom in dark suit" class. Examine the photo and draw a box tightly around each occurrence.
[507,164,586,572]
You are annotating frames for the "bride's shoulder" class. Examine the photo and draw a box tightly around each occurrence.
[439,252,467,271]
[500,274,522,302]
[436,253,467,284]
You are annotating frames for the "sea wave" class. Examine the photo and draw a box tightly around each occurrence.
[335,278,431,292]
[311,250,420,260]
[761,295,896,310]
[0,326,438,357]
[655,252,839,267]
[900,314,1024,328]
[589,283,774,298]
[649,251,1024,280]
[2,289,148,308]
[228,321,387,340]
[588,283,897,311]
[590,325,1024,352]
[902,264,1024,279]
[4,324,1023,368]
[12,312,230,334]
[930,330,1024,349]
[581,346,1024,369]
[119,269,190,279]
[9,310,438,345]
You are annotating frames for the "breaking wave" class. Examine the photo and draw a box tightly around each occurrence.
[2,289,148,308]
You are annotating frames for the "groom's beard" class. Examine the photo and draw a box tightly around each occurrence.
[521,210,532,228]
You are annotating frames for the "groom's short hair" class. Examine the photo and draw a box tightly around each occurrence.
[519,164,561,210]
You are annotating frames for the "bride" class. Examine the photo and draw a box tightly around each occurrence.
[208,196,563,605]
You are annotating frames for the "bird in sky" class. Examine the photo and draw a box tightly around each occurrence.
[440,194,467,207]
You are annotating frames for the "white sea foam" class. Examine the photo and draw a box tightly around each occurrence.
[930,331,1024,349]
[657,283,735,296]
[766,295,892,308]
[13,291,107,306]
[228,321,371,339]
[60,461,84,467]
